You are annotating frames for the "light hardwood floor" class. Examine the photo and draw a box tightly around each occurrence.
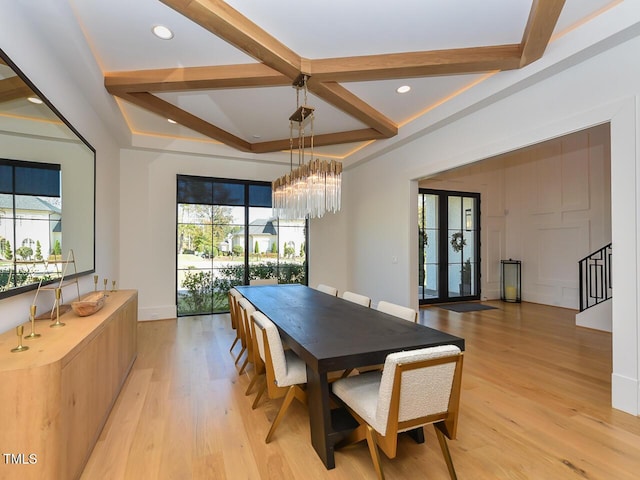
[81,301,640,479]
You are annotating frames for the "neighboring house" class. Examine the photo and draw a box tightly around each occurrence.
[232,218,305,256]
[0,193,61,260]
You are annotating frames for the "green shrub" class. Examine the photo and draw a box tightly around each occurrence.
[16,246,33,260]
[283,243,295,257]
[4,240,13,260]
[181,268,214,313]
[178,261,306,316]
[277,263,306,285]
[0,267,31,291]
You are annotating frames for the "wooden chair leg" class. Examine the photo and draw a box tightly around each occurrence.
[365,424,385,480]
[252,382,266,409]
[293,385,307,405]
[238,355,249,375]
[229,335,240,353]
[265,386,296,443]
[340,368,354,378]
[336,424,366,449]
[434,424,457,480]
[234,345,246,366]
[245,371,263,396]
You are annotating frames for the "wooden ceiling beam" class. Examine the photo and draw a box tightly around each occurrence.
[0,76,33,103]
[105,64,290,94]
[160,0,303,79]
[309,45,522,83]
[251,128,385,154]
[107,0,563,153]
[309,81,397,137]
[520,0,566,67]
[119,91,252,152]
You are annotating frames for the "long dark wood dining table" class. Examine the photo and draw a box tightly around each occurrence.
[235,283,465,470]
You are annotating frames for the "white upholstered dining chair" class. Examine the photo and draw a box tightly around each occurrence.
[332,345,464,480]
[346,300,419,376]
[228,288,243,355]
[251,311,308,443]
[376,300,418,322]
[236,297,256,376]
[246,309,266,401]
[342,291,371,307]
[316,284,338,296]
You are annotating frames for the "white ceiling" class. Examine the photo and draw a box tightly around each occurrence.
[63,0,617,160]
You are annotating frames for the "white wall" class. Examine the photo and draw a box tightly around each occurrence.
[347,34,640,415]
[420,125,611,308]
[0,3,121,333]
[345,151,417,308]
[308,172,349,294]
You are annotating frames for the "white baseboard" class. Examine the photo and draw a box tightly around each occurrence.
[138,305,177,321]
[612,372,639,416]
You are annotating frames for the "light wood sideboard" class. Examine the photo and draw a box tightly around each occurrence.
[0,289,138,480]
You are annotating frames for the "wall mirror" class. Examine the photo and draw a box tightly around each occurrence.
[0,48,95,299]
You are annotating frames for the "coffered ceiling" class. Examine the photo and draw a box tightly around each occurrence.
[55,1,621,160]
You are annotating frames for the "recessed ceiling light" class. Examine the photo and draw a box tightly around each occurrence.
[167,118,177,124]
[27,96,43,104]
[252,134,262,139]
[152,25,174,40]
[396,85,411,94]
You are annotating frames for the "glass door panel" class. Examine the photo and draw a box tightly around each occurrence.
[248,206,278,281]
[419,193,439,301]
[277,219,307,285]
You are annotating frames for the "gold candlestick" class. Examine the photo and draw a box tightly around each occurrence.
[24,305,41,339]
[11,325,29,353]
[50,288,66,328]
[111,280,116,292]
[103,278,108,293]
[93,274,98,292]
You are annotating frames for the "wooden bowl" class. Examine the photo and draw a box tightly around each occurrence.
[71,292,106,317]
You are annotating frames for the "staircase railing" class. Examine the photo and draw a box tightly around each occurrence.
[578,243,612,312]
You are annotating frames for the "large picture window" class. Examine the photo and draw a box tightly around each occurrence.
[177,175,308,316]
[0,159,62,291]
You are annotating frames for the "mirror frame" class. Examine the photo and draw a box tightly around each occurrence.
[0,47,96,299]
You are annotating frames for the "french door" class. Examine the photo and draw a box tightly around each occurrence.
[418,189,480,304]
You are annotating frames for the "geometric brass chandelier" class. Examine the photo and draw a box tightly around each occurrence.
[272,74,342,220]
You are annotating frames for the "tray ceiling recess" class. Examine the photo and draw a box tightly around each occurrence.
[103,0,566,154]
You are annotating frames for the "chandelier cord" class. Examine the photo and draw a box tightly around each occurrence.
[272,73,342,220]
[297,80,303,166]
[308,79,314,160]
[289,120,293,172]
